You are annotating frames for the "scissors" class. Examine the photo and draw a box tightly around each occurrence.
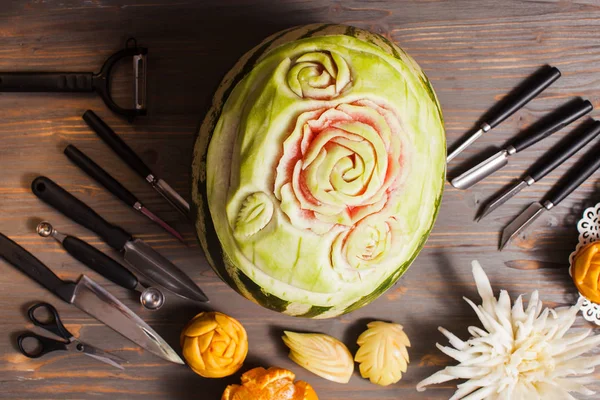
[17,302,126,370]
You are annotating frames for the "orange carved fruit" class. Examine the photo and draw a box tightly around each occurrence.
[221,367,319,400]
[573,242,600,304]
[180,311,248,378]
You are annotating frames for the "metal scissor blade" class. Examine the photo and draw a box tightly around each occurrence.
[477,179,528,221]
[153,179,190,218]
[79,343,126,370]
[138,205,186,244]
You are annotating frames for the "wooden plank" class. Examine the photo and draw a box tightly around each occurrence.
[1,0,600,398]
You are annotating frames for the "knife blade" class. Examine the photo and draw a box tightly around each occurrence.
[63,144,185,244]
[447,66,561,162]
[0,233,183,364]
[478,120,600,220]
[31,176,208,303]
[451,98,593,190]
[500,137,600,250]
[82,110,191,217]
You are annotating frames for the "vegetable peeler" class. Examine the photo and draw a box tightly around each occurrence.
[0,38,147,119]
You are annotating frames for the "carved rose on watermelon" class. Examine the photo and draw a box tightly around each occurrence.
[274,100,408,235]
[286,51,351,99]
[193,24,446,318]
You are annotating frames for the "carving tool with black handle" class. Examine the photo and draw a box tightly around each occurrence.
[451,98,593,190]
[36,221,165,311]
[478,120,600,221]
[31,176,208,304]
[447,66,561,162]
[64,144,185,244]
[0,233,183,364]
[500,138,600,250]
[82,110,190,217]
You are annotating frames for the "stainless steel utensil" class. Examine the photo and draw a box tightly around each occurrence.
[64,144,185,244]
[82,110,190,217]
[500,138,600,250]
[0,233,183,364]
[36,222,165,311]
[447,66,561,162]
[451,99,593,190]
[31,176,208,304]
[478,120,600,220]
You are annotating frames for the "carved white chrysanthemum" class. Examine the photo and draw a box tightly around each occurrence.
[417,260,600,400]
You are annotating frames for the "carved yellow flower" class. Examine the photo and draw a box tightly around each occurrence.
[572,242,600,303]
[180,311,248,378]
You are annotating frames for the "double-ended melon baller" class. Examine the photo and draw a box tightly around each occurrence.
[0,38,146,119]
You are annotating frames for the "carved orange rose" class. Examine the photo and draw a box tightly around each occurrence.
[180,311,248,378]
[572,242,600,303]
[221,367,319,400]
[274,100,407,235]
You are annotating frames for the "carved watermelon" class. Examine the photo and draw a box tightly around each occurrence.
[191,24,445,318]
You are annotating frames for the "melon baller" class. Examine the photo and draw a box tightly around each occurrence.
[0,38,146,119]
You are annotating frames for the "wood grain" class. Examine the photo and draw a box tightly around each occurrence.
[2,0,600,398]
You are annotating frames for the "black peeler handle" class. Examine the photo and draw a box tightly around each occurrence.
[0,72,94,92]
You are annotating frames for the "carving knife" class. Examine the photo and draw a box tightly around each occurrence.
[447,66,561,162]
[63,144,185,244]
[478,120,600,221]
[500,138,600,250]
[451,98,593,190]
[82,110,190,217]
[0,232,183,364]
[31,176,208,303]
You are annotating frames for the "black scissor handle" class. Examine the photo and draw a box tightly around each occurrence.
[28,302,72,341]
[17,332,69,359]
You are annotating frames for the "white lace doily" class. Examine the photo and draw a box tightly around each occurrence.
[568,202,600,325]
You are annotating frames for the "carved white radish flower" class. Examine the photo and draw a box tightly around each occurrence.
[417,260,600,399]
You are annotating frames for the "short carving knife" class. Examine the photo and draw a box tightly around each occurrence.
[478,120,600,221]
[31,176,208,304]
[447,66,561,162]
[500,138,600,250]
[0,232,183,364]
[63,144,186,244]
[451,99,593,190]
[82,110,190,218]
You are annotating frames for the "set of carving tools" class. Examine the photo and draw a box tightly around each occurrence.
[0,40,206,367]
[448,66,600,250]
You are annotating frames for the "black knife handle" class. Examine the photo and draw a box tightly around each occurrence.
[511,99,593,153]
[0,72,94,92]
[528,120,600,182]
[64,145,139,208]
[543,139,600,206]
[0,233,75,303]
[62,235,138,291]
[31,176,131,250]
[82,110,153,179]
[486,66,561,129]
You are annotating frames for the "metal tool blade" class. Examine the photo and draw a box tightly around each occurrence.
[477,179,529,221]
[138,205,186,244]
[153,179,190,218]
[451,149,510,190]
[499,202,546,250]
[80,343,126,370]
[447,127,486,162]
[72,275,184,364]
[123,239,208,303]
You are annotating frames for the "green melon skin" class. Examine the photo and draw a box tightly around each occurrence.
[191,24,446,319]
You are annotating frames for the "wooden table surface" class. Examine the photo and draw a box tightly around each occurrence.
[2,0,600,399]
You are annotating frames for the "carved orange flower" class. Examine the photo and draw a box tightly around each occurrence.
[221,367,319,400]
[180,311,248,378]
[572,242,600,303]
